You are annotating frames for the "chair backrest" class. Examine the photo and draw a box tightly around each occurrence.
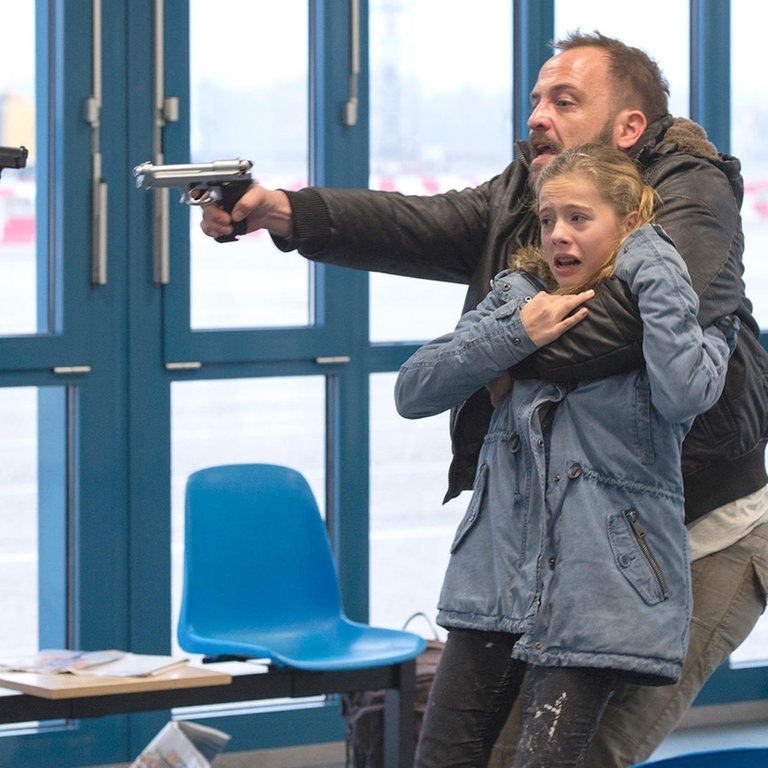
[179,464,345,642]
[637,747,768,767]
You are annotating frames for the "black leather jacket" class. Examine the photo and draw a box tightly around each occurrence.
[276,116,768,524]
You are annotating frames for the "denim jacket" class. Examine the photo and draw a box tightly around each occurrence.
[395,224,736,684]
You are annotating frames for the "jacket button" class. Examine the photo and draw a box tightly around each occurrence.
[509,434,521,453]
[566,462,582,479]
[502,282,511,292]
[548,557,556,570]
[537,439,545,448]
[618,553,633,568]
[534,641,542,649]
[553,474,561,482]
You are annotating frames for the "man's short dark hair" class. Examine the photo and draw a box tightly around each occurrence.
[553,31,670,122]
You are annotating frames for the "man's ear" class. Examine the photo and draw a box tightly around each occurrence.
[615,110,647,150]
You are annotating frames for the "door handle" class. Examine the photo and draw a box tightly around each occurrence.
[85,0,107,285]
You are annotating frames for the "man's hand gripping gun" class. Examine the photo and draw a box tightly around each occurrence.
[133,159,254,242]
[0,146,29,179]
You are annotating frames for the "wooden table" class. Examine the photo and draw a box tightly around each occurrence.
[0,658,416,768]
[0,663,232,700]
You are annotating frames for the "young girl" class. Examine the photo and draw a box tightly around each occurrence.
[394,144,737,768]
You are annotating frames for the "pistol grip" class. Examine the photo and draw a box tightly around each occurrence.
[214,179,251,243]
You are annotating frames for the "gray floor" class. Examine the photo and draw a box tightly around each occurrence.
[645,719,768,762]
[83,717,768,767]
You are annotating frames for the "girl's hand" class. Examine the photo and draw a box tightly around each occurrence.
[520,289,595,347]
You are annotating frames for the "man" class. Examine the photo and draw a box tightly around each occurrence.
[201,31,768,768]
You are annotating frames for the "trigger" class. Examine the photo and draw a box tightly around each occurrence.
[182,188,222,206]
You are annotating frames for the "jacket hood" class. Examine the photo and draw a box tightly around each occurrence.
[634,115,743,206]
[632,114,720,160]
[661,117,719,158]
[506,245,556,288]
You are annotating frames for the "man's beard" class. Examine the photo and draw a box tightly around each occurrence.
[527,117,616,185]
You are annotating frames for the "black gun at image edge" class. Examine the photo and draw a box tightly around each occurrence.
[0,146,29,178]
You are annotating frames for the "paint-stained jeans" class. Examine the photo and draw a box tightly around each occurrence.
[414,628,618,768]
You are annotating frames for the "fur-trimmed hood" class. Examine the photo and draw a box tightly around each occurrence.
[632,114,720,161]
[506,244,555,287]
[660,117,719,159]
[633,114,744,205]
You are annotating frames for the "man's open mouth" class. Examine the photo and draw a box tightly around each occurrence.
[534,142,558,158]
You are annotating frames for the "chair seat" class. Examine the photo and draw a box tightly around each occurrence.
[182,617,425,671]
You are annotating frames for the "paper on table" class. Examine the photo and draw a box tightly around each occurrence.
[72,653,189,677]
[0,649,125,674]
[0,650,189,677]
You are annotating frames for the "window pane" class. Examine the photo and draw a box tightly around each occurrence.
[729,0,768,665]
[188,1,309,330]
[0,388,38,657]
[170,376,326,654]
[369,373,468,633]
[555,1,689,118]
[732,0,768,331]
[368,1,512,343]
[0,2,37,335]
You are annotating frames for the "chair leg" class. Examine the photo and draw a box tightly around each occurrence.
[383,658,417,768]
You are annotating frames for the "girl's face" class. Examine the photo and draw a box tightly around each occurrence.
[538,172,636,290]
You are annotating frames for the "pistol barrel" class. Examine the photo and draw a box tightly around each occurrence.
[133,159,253,189]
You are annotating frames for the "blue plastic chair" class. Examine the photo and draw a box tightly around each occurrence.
[177,463,426,670]
[635,747,768,766]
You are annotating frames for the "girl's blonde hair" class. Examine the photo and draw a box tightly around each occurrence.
[514,143,659,293]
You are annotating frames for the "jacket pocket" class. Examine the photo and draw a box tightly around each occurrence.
[450,462,488,553]
[607,509,669,605]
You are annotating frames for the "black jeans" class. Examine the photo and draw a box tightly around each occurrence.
[414,628,619,768]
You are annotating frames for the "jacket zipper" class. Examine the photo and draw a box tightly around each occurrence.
[625,509,668,598]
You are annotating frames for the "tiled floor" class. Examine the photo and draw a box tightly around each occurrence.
[83,713,768,767]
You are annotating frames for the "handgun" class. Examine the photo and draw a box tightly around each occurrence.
[0,146,29,179]
[133,158,254,242]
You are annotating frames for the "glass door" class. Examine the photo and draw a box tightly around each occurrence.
[148,0,372,750]
[0,1,140,764]
[0,1,41,661]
